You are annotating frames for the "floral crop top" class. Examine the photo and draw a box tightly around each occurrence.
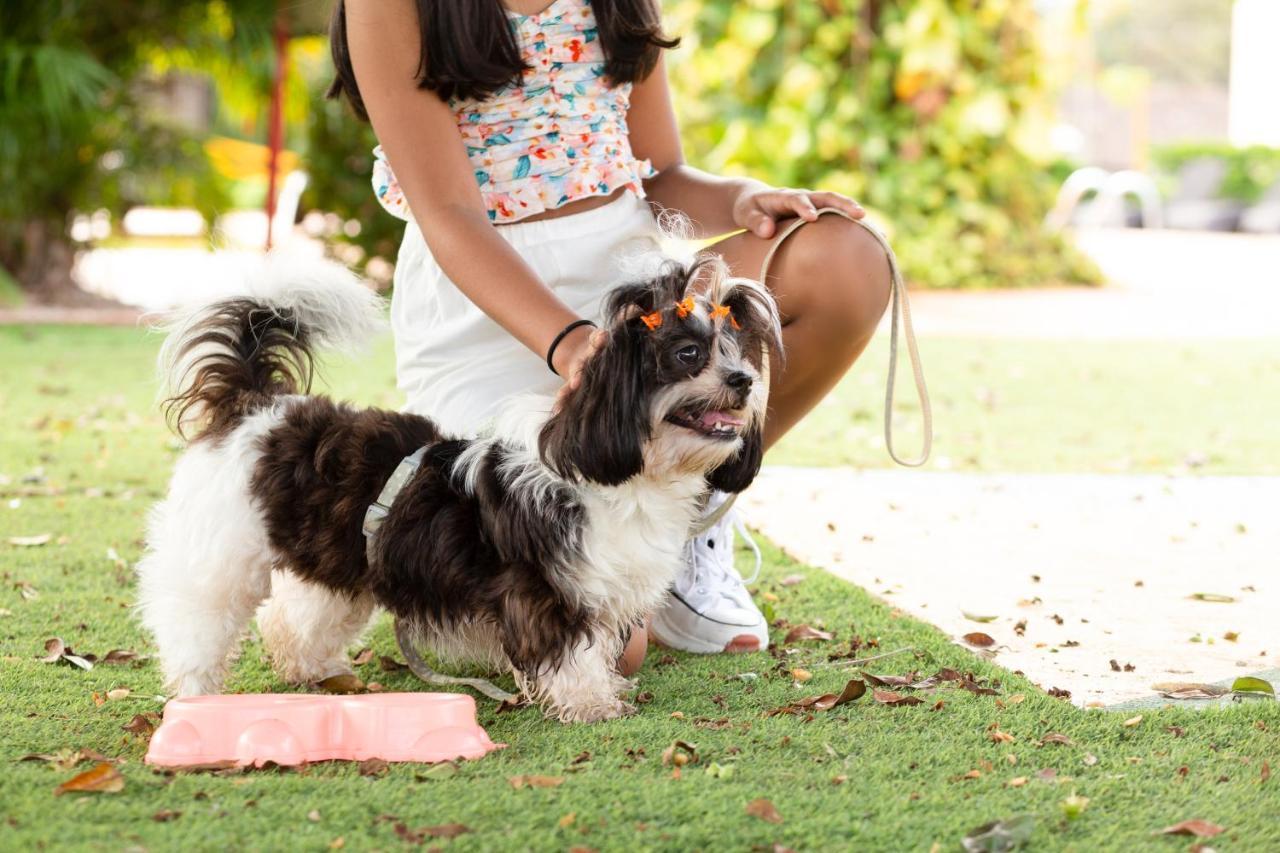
[371,0,657,224]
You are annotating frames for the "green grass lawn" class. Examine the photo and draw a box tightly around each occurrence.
[2,325,1278,851]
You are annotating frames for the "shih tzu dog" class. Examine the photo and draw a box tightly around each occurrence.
[135,253,780,722]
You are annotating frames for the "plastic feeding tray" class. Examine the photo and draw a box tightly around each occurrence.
[145,693,504,769]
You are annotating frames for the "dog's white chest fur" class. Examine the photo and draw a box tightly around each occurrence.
[574,477,705,623]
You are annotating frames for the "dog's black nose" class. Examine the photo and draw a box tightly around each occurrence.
[725,371,752,392]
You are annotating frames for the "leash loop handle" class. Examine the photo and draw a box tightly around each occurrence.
[756,210,932,467]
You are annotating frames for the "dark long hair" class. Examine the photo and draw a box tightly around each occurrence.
[328,0,678,121]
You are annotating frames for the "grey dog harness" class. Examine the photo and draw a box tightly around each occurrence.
[362,447,520,704]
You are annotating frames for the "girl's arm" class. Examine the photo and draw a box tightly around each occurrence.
[629,54,864,240]
[345,0,593,375]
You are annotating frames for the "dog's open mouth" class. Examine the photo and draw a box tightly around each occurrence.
[666,407,745,440]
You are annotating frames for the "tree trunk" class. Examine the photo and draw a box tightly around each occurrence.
[13,218,100,307]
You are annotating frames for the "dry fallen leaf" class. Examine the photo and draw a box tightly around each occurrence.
[790,668,812,683]
[106,688,130,701]
[1123,715,1144,728]
[872,690,924,707]
[778,574,806,587]
[1041,733,1073,746]
[1158,820,1225,838]
[765,679,866,717]
[351,648,374,666]
[8,534,52,547]
[358,758,389,778]
[152,810,182,822]
[660,740,698,767]
[422,824,471,839]
[55,762,124,796]
[101,649,142,665]
[963,632,995,648]
[784,625,833,644]
[508,775,564,789]
[317,674,364,694]
[1188,593,1235,603]
[745,798,783,824]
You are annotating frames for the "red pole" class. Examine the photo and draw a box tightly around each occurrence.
[264,6,288,251]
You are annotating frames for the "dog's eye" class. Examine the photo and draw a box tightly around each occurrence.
[675,345,701,365]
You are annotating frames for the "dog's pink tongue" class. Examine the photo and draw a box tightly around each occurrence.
[698,411,744,429]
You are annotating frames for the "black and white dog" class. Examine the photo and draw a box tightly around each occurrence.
[135,254,780,722]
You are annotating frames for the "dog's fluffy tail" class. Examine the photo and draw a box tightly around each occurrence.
[157,253,385,441]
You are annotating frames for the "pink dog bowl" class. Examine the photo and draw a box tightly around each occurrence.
[145,693,504,768]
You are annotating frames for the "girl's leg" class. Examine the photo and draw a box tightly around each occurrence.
[707,214,893,447]
[648,214,892,655]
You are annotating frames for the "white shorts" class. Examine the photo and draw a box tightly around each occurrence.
[390,191,673,435]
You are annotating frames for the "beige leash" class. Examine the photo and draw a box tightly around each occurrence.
[758,208,932,468]
[693,210,933,536]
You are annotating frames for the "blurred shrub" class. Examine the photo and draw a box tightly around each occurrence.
[1152,142,1280,204]
[666,0,1099,288]
[305,0,1099,288]
[301,94,405,275]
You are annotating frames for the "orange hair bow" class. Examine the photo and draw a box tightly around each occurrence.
[710,302,741,330]
[640,310,663,331]
[674,296,696,319]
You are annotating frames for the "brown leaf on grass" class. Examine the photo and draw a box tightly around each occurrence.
[1041,733,1074,746]
[660,740,698,767]
[101,649,142,665]
[317,674,364,694]
[783,624,833,644]
[1047,687,1072,700]
[1262,761,1271,783]
[507,774,564,789]
[1158,820,1225,838]
[779,574,806,587]
[122,713,161,737]
[21,748,113,771]
[351,648,374,666]
[989,728,1015,744]
[872,690,924,707]
[1123,715,1143,728]
[422,823,471,839]
[765,679,866,717]
[54,762,124,796]
[378,656,408,672]
[358,758,389,778]
[151,810,182,822]
[1155,683,1228,701]
[39,638,94,671]
[963,632,995,648]
[745,798,783,824]
[861,672,917,689]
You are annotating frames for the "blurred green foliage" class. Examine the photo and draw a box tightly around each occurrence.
[0,0,277,297]
[1152,142,1280,204]
[310,0,1098,288]
[664,0,1099,288]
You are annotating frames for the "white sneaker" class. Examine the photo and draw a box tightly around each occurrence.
[650,493,770,654]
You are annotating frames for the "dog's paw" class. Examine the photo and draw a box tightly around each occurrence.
[556,698,636,724]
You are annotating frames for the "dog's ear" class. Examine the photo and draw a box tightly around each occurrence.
[718,276,783,372]
[706,423,764,493]
[539,322,650,486]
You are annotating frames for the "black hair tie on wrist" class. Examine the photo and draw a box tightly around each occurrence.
[546,318,597,376]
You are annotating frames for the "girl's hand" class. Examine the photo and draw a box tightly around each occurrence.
[732,186,865,239]
[552,326,608,412]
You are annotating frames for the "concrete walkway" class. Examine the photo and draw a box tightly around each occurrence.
[908,228,1280,339]
[740,467,1279,708]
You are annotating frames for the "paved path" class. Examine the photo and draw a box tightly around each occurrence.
[740,467,1280,708]
[907,228,1280,339]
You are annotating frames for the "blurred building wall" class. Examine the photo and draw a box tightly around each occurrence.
[1229,0,1280,145]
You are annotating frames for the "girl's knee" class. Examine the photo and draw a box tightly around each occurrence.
[785,217,891,333]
